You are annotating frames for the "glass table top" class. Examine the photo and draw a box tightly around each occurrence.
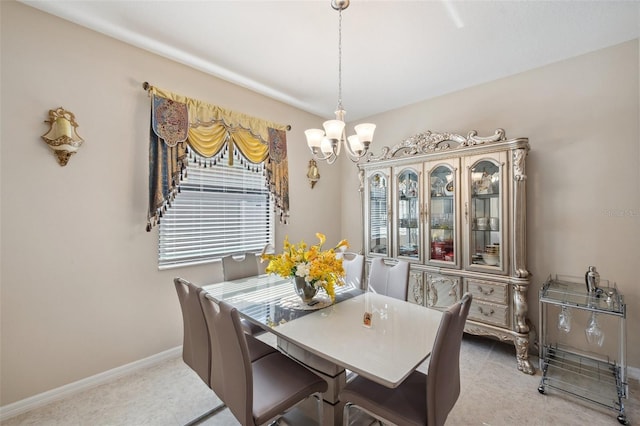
[202,274,363,328]
[202,274,444,388]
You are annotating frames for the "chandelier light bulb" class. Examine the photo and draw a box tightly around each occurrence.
[347,135,364,154]
[354,123,376,143]
[305,129,325,148]
[321,138,333,155]
[323,120,345,140]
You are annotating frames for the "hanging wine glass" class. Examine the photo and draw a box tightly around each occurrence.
[585,311,605,347]
[557,306,572,333]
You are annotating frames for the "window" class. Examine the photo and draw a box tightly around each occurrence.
[158,151,274,269]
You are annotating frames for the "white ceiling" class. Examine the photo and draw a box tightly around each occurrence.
[21,0,640,121]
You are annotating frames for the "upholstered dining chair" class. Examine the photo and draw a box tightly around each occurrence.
[221,253,264,336]
[199,293,328,425]
[174,278,276,421]
[367,258,410,301]
[173,277,226,425]
[222,253,260,281]
[339,293,473,426]
[337,251,365,288]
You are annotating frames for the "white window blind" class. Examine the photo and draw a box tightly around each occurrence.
[158,151,274,269]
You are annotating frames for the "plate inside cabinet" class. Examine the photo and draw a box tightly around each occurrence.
[444,179,454,195]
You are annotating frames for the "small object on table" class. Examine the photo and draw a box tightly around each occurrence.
[363,312,372,328]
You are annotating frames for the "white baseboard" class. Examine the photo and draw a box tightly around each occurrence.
[0,346,182,422]
[628,366,640,382]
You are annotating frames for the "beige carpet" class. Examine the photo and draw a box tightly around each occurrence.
[3,334,638,425]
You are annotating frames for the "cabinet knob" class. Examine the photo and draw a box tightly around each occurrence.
[477,286,494,296]
[478,306,495,316]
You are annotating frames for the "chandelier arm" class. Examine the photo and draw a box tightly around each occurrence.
[310,149,336,163]
[342,138,367,161]
[335,134,343,157]
[325,152,338,165]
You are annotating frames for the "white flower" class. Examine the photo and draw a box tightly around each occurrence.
[295,262,311,280]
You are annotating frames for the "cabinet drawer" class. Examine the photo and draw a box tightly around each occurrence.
[468,300,510,328]
[467,279,508,304]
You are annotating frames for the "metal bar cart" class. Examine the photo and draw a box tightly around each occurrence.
[538,274,628,425]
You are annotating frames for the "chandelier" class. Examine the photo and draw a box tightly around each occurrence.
[305,0,376,164]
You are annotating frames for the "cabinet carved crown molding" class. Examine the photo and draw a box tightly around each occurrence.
[360,128,508,163]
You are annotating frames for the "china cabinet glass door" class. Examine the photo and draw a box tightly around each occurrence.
[425,160,459,267]
[465,153,507,272]
[365,169,390,256]
[394,166,421,260]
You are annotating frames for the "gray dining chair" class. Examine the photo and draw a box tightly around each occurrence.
[339,293,473,426]
[173,278,226,425]
[337,251,365,289]
[222,253,259,281]
[367,258,410,300]
[174,277,276,374]
[199,293,328,425]
[221,253,265,336]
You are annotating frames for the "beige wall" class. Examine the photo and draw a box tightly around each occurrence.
[342,39,640,369]
[0,1,344,406]
[1,0,638,408]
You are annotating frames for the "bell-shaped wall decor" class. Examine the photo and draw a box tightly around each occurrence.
[306,159,320,188]
[41,107,84,166]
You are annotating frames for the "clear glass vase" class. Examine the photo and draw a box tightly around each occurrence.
[293,276,318,304]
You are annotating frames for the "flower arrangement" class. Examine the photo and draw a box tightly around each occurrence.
[261,233,348,301]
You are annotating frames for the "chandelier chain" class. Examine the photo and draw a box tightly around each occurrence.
[337,7,343,111]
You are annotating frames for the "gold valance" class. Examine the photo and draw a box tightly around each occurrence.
[187,124,269,164]
[150,85,287,143]
[146,84,290,230]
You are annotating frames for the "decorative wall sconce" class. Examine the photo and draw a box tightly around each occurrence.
[41,107,84,166]
[306,159,320,189]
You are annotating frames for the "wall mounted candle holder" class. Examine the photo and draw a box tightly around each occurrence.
[41,107,84,166]
[306,159,320,188]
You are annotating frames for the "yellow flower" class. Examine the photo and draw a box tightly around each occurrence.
[262,233,349,301]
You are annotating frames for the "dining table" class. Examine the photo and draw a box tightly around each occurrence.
[202,274,443,425]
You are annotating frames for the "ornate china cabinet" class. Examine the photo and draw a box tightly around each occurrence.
[359,129,534,374]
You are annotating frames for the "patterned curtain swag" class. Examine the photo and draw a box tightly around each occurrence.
[145,85,290,231]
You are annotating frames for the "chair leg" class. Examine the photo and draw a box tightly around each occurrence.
[343,402,351,426]
[315,392,324,426]
[343,403,386,426]
[184,402,226,426]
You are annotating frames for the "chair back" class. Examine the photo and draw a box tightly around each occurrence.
[426,293,472,426]
[337,252,364,288]
[173,278,211,387]
[222,253,259,281]
[367,258,410,301]
[200,294,253,425]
